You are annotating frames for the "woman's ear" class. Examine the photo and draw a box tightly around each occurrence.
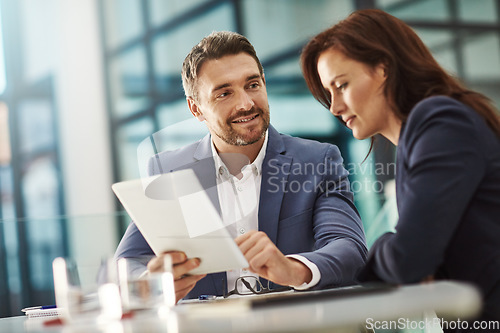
[372,63,388,86]
[376,63,388,79]
[187,97,205,122]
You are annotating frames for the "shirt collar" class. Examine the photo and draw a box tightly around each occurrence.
[211,130,268,179]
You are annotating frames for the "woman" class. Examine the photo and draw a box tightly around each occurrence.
[301,8,500,324]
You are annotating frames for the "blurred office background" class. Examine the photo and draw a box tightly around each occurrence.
[0,0,499,318]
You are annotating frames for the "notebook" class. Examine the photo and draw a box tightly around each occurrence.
[22,306,61,319]
[112,169,249,275]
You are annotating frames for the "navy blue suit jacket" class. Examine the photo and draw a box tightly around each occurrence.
[359,96,500,319]
[115,125,367,298]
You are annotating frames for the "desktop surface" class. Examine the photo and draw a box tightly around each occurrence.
[0,281,482,333]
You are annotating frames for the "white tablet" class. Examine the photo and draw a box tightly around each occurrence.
[112,169,248,275]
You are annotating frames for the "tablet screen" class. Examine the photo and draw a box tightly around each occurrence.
[112,169,249,275]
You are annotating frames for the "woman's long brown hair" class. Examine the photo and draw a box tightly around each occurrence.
[301,9,500,136]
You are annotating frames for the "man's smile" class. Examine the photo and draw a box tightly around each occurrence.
[232,114,259,124]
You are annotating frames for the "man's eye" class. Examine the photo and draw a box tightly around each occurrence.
[248,82,259,89]
[217,92,229,98]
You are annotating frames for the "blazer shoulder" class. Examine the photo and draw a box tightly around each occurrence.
[407,96,478,129]
[279,133,342,163]
[402,96,485,144]
[148,140,203,175]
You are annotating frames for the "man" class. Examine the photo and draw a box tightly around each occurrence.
[114,31,367,303]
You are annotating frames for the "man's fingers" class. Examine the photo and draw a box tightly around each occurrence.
[168,251,188,264]
[175,274,206,290]
[147,251,187,272]
[237,230,266,254]
[172,258,201,280]
[174,274,206,303]
[234,229,257,246]
[147,256,170,272]
[146,252,204,304]
[247,244,275,270]
[242,236,269,261]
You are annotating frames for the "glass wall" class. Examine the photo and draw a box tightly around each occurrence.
[99,0,500,243]
[0,0,67,316]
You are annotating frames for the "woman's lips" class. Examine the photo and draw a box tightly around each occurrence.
[345,116,355,128]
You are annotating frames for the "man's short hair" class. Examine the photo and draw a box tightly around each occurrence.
[181,31,264,101]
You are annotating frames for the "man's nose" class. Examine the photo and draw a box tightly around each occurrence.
[236,91,255,111]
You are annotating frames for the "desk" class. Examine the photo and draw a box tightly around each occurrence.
[0,281,481,333]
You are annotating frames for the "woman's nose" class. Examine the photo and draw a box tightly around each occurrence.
[330,94,344,116]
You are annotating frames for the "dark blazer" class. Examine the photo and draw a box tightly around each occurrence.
[115,125,367,298]
[359,96,500,320]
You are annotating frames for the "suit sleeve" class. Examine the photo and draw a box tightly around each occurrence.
[94,221,154,283]
[114,222,154,259]
[108,155,161,276]
[299,145,368,289]
[359,99,485,283]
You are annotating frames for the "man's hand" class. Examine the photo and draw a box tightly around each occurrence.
[421,275,435,283]
[147,251,206,303]
[235,230,312,287]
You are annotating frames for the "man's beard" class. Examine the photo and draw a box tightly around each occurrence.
[216,106,270,146]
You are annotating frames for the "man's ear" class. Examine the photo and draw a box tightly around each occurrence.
[187,97,205,122]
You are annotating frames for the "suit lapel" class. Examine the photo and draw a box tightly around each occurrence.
[193,136,227,296]
[190,129,289,293]
[193,134,213,161]
[259,126,291,244]
[189,135,222,215]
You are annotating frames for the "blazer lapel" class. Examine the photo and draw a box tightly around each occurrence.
[192,135,228,295]
[259,126,292,244]
[193,134,213,162]
[189,135,222,215]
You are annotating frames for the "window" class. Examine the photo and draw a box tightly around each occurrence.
[99,0,500,247]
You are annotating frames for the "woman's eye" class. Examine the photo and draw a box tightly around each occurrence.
[336,83,347,92]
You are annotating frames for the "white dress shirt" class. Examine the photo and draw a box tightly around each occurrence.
[210,131,320,293]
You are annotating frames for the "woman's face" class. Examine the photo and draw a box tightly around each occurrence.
[317,48,397,142]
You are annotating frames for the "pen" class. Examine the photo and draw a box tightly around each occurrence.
[22,305,57,312]
[198,295,217,301]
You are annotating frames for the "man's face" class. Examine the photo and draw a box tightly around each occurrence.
[188,53,270,150]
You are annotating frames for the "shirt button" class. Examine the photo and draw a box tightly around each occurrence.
[237,186,243,191]
[239,228,245,234]
[219,167,224,175]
